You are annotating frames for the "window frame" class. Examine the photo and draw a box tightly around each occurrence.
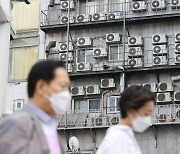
[108,44,123,62]
[73,98,101,113]
[107,96,120,113]
[76,48,94,64]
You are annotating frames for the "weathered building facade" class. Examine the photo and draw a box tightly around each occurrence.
[40,0,180,153]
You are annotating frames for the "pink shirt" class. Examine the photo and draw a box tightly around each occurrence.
[41,120,62,154]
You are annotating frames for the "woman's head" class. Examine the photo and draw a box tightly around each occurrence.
[119,85,156,120]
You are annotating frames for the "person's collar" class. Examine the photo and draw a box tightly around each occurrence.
[26,102,52,123]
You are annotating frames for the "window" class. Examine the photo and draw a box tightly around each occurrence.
[9,46,38,81]
[78,0,96,14]
[108,96,120,113]
[109,45,124,61]
[109,0,123,12]
[47,53,59,60]
[12,0,40,31]
[76,49,94,63]
[74,99,101,113]
[13,99,24,111]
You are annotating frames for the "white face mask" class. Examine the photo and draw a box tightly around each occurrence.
[49,90,72,115]
[131,114,152,133]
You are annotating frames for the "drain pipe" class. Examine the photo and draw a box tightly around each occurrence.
[45,41,56,54]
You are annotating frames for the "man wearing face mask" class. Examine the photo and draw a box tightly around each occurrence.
[0,60,71,154]
[97,85,156,154]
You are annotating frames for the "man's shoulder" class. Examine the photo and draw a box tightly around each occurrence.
[1,109,34,131]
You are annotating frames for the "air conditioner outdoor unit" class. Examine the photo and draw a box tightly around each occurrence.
[174,92,180,102]
[77,37,92,47]
[157,93,171,103]
[86,85,100,95]
[175,43,180,53]
[71,86,84,96]
[132,1,146,12]
[94,117,107,126]
[152,34,167,45]
[171,0,180,9]
[60,15,74,24]
[76,14,89,23]
[151,0,166,11]
[128,58,143,67]
[91,12,106,22]
[86,118,93,127]
[158,82,174,92]
[77,62,92,72]
[175,33,180,43]
[153,56,168,66]
[107,12,123,20]
[175,54,180,64]
[128,47,143,57]
[109,116,120,125]
[60,1,74,10]
[93,48,108,58]
[153,45,167,55]
[59,42,73,52]
[13,99,24,111]
[59,52,73,62]
[142,83,157,92]
[101,78,115,88]
[128,36,143,47]
[106,33,121,44]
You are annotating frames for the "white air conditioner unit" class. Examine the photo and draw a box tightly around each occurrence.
[128,58,143,67]
[86,118,93,127]
[128,36,143,47]
[71,86,84,96]
[175,54,180,64]
[158,82,174,92]
[153,56,168,66]
[77,62,92,72]
[152,34,167,45]
[157,93,171,103]
[77,37,92,47]
[109,116,120,125]
[94,117,107,126]
[106,33,121,44]
[93,48,108,58]
[175,33,180,43]
[142,83,157,92]
[174,92,180,102]
[132,1,146,12]
[76,14,89,23]
[91,12,106,22]
[86,85,100,95]
[101,78,115,88]
[59,42,73,52]
[13,99,24,111]
[60,15,74,24]
[153,45,167,55]
[171,0,180,9]
[175,43,180,53]
[128,47,143,57]
[107,12,123,20]
[60,1,74,10]
[151,0,166,11]
[59,52,73,61]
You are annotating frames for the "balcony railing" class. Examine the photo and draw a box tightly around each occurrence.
[55,104,180,130]
[41,1,180,27]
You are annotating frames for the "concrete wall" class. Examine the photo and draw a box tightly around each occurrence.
[0,0,11,115]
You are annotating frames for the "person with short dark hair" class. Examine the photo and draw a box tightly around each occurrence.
[0,60,71,154]
[97,85,156,154]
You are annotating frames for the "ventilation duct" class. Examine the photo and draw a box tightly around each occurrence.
[45,41,56,53]
[49,0,55,7]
